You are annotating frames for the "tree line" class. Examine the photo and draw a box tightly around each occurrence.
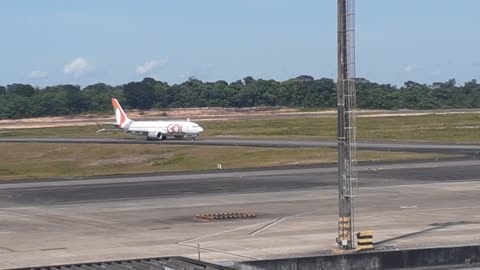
[0,76,479,119]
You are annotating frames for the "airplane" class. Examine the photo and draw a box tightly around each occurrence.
[109,98,204,141]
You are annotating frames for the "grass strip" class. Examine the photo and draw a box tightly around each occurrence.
[0,143,455,180]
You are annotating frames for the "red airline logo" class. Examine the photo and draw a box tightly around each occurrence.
[167,124,183,134]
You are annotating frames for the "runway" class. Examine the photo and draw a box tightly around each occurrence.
[0,159,479,205]
[0,159,480,268]
[1,137,480,155]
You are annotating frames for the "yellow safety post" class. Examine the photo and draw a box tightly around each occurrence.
[356,231,374,251]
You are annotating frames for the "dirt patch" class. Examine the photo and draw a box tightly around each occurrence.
[0,117,114,129]
[0,107,302,129]
[3,108,480,130]
[359,110,480,118]
[130,107,300,118]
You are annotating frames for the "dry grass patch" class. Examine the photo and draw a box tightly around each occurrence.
[0,143,455,180]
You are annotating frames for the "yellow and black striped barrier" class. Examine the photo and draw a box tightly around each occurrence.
[356,231,374,251]
[196,212,256,221]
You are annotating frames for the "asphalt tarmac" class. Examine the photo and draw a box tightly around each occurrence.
[1,137,480,155]
[0,155,480,268]
[0,159,479,206]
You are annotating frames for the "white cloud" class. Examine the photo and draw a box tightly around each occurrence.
[404,65,414,73]
[64,57,92,77]
[136,58,168,75]
[28,70,48,79]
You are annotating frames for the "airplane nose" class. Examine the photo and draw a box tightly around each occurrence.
[199,127,204,133]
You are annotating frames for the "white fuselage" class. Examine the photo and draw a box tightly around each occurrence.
[124,120,204,139]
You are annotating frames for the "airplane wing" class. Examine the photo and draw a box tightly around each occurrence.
[95,122,122,133]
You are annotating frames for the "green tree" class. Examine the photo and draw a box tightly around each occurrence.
[2,76,480,119]
[82,83,115,111]
[124,78,156,109]
[243,76,256,85]
[7,83,35,97]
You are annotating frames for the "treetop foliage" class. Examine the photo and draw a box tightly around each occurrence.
[0,76,479,119]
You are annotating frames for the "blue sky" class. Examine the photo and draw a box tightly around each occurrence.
[0,0,478,87]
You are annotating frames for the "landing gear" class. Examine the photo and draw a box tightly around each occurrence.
[146,134,167,141]
[191,136,197,141]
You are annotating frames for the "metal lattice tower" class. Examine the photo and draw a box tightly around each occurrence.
[336,0,357,250]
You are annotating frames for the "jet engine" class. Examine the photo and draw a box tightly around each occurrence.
[147,132,166,140]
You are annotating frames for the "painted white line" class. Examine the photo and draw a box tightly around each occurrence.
[249,209,320,236]
[250,218,286,236]
[180,220,272,244]
[400,206,418,209]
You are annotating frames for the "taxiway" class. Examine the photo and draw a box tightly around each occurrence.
[1,137,480,155]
